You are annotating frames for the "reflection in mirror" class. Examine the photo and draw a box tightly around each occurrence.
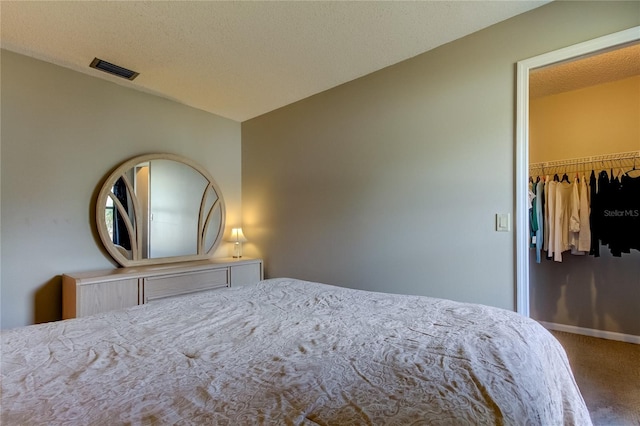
[97,153,225,267]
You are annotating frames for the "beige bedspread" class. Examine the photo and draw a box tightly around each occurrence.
[1,278,591,425]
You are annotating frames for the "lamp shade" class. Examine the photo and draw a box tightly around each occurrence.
[229,228,247,243]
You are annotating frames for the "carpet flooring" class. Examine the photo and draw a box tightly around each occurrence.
[550,330,640,426]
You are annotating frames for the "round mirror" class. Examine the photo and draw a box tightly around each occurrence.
[96,153,226,267]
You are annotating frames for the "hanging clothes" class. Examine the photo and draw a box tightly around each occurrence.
[589,170,599,257]
[577,175,591,252]
[543,175,551,254]
[598,173,640,256]
[528,179,545,263]
[534,179,544,263]
[621,174,640,252]
[546,180,557,260]
[529,183,537,250]
[552,180,573,262]
[568,178,585,256]
[592,170,612,256]
[531,165,639,261]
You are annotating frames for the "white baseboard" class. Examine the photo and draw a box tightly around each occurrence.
[539,321,640,345]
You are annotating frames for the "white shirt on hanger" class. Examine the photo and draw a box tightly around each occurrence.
[546,179,557,259]
[553,181,573,262]
[577,175,591,252]
[569,178,585,255]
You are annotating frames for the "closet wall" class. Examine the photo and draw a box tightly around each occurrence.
[530,76,639,162]
[529,74,640,337]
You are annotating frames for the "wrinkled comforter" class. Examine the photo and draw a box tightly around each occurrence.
[1,278,591,425]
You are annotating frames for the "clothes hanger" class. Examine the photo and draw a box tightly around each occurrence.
[598,160,609,178]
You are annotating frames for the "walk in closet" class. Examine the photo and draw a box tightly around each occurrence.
[527,42,640,341]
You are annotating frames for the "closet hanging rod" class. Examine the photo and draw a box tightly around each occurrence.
[529,150,639,170]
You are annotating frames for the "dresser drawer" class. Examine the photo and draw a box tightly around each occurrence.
[143,269,228,302]
[230,262,263,287]
[63,277,140,318]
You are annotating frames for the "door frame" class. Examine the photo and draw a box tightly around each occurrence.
[515,26,640,316]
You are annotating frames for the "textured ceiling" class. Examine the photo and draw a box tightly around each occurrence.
[530,42,640,99]
[1,1,548,122]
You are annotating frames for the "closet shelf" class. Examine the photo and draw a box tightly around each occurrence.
[529,150,639,172]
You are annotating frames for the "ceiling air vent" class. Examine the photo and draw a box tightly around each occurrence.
[90,58,139,81]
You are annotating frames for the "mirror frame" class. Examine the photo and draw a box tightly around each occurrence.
[96,153,226,267]
[515,26,639,317]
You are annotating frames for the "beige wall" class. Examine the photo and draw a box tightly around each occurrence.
[242,2,639,310]
[1,50,242,329]
[530,75,640,163]
[529,74,640,336]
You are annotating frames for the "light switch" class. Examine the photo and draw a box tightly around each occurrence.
[496,213,510,232]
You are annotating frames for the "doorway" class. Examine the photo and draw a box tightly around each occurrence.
[515,26,640,320]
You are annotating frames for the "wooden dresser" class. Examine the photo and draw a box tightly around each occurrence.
[63,258,263,319]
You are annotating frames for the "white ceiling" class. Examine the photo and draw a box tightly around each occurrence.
[530,42,640,99]
[1,1,549,122]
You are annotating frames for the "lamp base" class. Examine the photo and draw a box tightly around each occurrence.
[233,242,243,258]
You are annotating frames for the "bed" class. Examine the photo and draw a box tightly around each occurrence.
[1,278,591,425]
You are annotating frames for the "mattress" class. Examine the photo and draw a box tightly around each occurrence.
[1,278,591,425]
